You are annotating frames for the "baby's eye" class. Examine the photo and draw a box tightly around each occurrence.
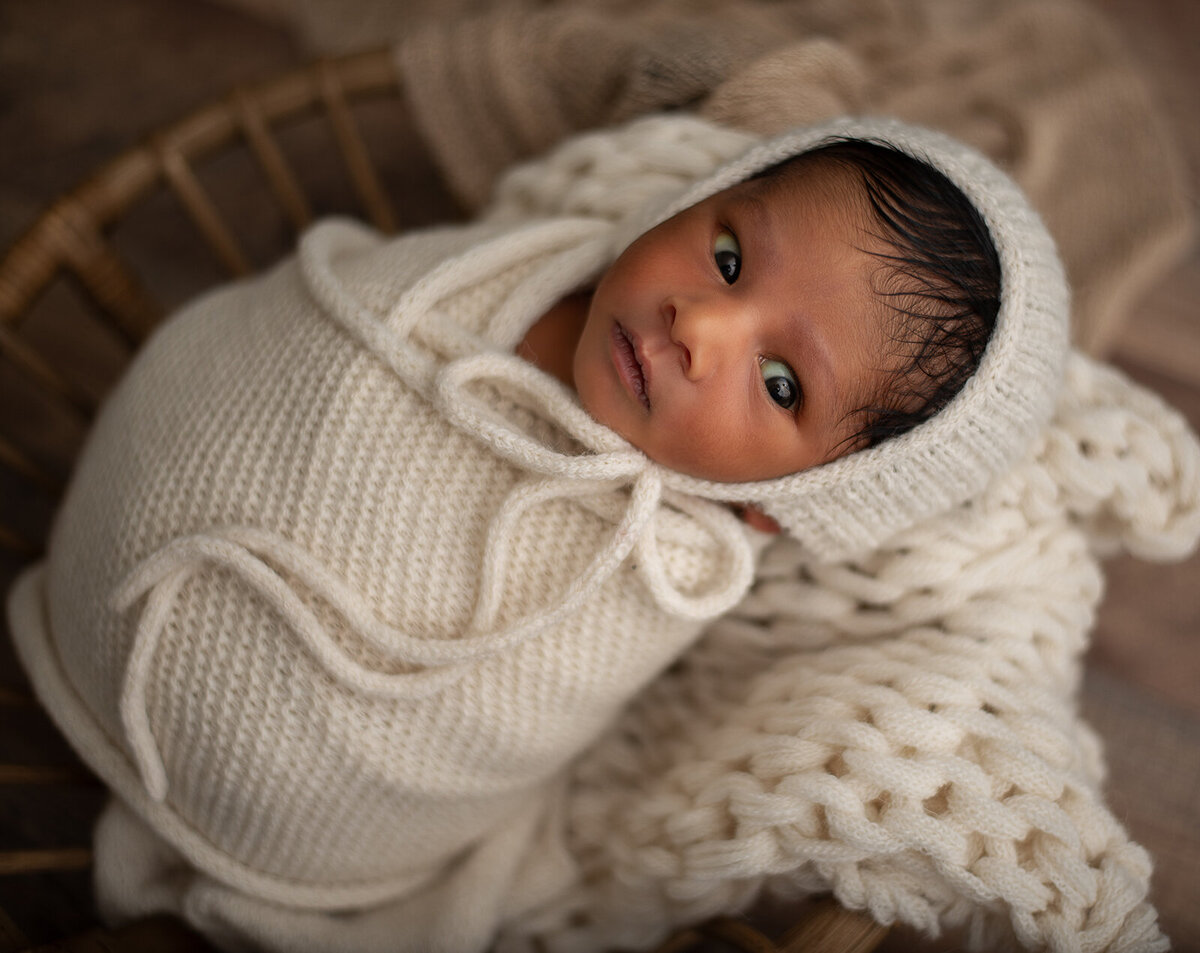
[760,358,800,410]
[713,229,741,284]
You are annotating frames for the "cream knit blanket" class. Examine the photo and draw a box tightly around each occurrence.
[508,358,1200,953]
[474,119,1200,953]
[10,132,768,936]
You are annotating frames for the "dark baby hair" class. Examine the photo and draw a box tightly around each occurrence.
[760,138,1002,451]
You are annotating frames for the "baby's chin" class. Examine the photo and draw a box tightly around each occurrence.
[634,442,806,485]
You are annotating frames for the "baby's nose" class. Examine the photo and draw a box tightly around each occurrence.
[668,297,736,380]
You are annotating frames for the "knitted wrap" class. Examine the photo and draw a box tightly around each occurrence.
[9,115,1193,952]
[13,207,762,908]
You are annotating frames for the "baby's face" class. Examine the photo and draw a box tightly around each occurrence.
[573,158,891,483]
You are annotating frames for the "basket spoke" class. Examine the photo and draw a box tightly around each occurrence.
[0,847,91,875]
[233,90,312,232]
[61,248,163,347]
[318,59,397,233]
[1,196,162,350]
[0,227,61,333]
[155,144,252,277]
[0,324,94,418]
[0,432,61,497]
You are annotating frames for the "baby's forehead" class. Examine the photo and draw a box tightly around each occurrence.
[708,153,876,232]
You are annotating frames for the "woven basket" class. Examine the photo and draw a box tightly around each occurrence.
[0,49,889,953]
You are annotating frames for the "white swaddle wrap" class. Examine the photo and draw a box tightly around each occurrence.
[17,208,764,902]
[14,115,1172,952]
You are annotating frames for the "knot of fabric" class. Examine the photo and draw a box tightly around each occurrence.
[436,351,757,623]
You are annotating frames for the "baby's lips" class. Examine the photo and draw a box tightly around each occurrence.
[613,322,651,410]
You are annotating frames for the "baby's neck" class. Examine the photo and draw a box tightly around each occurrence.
[517,291,591,389]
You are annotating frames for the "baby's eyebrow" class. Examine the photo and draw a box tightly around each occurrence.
[736,192,779,273]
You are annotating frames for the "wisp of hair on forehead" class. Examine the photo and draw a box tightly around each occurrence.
[756,138,1002,451]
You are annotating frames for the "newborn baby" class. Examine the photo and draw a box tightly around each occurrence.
[529,139,998,487]
[8,114,1067,951]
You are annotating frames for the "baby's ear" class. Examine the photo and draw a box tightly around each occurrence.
[737,504,781,535]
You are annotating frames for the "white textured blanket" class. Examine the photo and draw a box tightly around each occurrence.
[478,120,1200,953]
[511,355,1200,953]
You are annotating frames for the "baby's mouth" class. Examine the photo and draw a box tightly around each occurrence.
[613,322,650,411]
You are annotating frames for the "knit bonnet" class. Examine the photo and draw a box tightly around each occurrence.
[615,116,1071,558]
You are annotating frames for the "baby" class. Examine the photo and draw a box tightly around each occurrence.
[520,138,1000,518]
[7,115,1066,951]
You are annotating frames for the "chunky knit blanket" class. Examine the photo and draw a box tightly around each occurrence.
[504,357,1200,953]
[475,119,1200,953]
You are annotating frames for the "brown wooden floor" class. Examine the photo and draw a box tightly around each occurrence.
[1,0,1197,948]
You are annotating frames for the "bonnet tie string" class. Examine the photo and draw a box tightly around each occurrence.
[435,351,757,621]
[112,459,750,803]
[301,216,756,617]
[110,470,653,800]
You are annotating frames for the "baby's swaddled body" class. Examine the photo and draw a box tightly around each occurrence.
[28,211,755,909]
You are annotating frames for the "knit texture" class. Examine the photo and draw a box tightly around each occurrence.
[503,354,1199,953]
[16,207,758,906]
[8,115,1194,952]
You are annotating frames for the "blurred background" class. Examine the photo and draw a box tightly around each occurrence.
[1,0,1196,948]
